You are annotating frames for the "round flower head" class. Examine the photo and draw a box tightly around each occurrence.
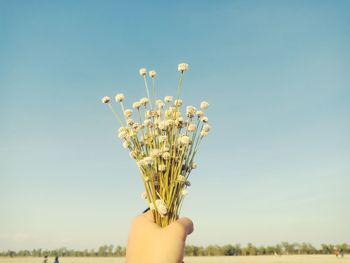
[149,70,156,78]
[191,162,198,169]
[155,199,167,216]
[178,63,189,73]
[132,101,141,109]
[143,119,152,127]
[203,124,211,132]
[180,135,190,145]
[158,164,166,172]
[122,141,130,149]
[200,101,209,110]
[129,151,137,159]
[143,156,154,166]
[175,99,183,107]
[181,189,188,196]
[140,97,149,106]
[200,130,209,137]
[101,96,110,104]
[178,175,186,182]
[196,110,204,118]
[159,135,167,143]
[200,116,209,123]
[149,203,155,210]
[162,152,171,160]
[115,93,125,102]
[139,68,147,76]
[150,149,161,158]
[188,123,197,132]
[186,106,196,117]
[124,109,133,118]
[156,99,164,109]
[164,96,173,103]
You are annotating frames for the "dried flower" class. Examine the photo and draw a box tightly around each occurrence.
[156,99,164,109]
[178,175,186,182]
[200,130,208,137]
[180,135,190,145]
[133,101,141,109]
[196,111,204,118]
[164,96,173,103]
[159,135,167,143]
[124,109,133,118]
[139,68,147,76]
[188,123,196,132]
[203,124,210,132]
[155,199,167,216]
[101,96,110,104]
[175,99,183,107]
[158,164,166,171]
[149,70,157,78]
[162,152,171,160]
[186,106,196,117]
[115,93,125,102]
[191,162,197,169]
[140,97,149,106]
[200,116,209,123]
[149,203,155,210]
[200,101,209,110]
[178,63,189,73]
[181,189,188,196]
[123,141,130,149]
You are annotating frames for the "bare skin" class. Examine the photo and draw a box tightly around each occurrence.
[126,211,194,263]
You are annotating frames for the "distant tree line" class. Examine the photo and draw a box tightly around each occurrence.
[1,242,349,257]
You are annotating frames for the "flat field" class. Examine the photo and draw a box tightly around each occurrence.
[0,255,348,263]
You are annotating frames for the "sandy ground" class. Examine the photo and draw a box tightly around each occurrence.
[0,255,349,263]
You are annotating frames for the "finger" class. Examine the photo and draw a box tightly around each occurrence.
[177,217,194,236]
[167,217,194,240]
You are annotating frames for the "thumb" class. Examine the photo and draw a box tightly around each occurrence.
[167,217,194,240]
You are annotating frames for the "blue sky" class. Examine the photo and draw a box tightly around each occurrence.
[1,0,350,250]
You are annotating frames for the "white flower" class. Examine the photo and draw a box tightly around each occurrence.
[158,164,166,171]
[200,130,208,137]
[156,99,164,109]
[181,189,188,196]
[118,130,128,139]
[101,96,110,104]
[141,191,147,200]
[149,203,155,210]
[139,68,147,76]
[200,101,209,110]
[200,116,208,123]
[186,106,196,117]
[180,135,190,145]
[164,96,173,103]
[178,175,186,182]
[188,123,196,132]
[144,119,152,127]
[140,97,149,106]
[150,149,161,158]
[155,199,167,216]
[203,124,210,132]
[191,162,197,169]
[162,152,171,160]
[159,135,167,143]
[175,99,183,107]
[127,119,134,126]
[165,119,174,127]
[178,63,189,73]
[115,93,125,102]
[196,111,204,118]
[149,70,156,78]
[132,101,141,109]
[122,141,130,149]
[124,109,133,118]
[158,121,167,130]
[163,145,170,152]
[143,156,154,166]
[137,159,145,167]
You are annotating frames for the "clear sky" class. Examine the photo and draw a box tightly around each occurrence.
[1,0,350,251]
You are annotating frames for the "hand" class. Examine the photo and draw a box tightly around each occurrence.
[125,211,194,263]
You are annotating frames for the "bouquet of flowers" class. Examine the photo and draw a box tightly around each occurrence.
[102,63,210,227]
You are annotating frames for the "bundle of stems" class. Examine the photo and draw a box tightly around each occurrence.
[102,63,210,227]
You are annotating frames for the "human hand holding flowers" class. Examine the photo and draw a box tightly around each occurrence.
[125,211,194,263]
